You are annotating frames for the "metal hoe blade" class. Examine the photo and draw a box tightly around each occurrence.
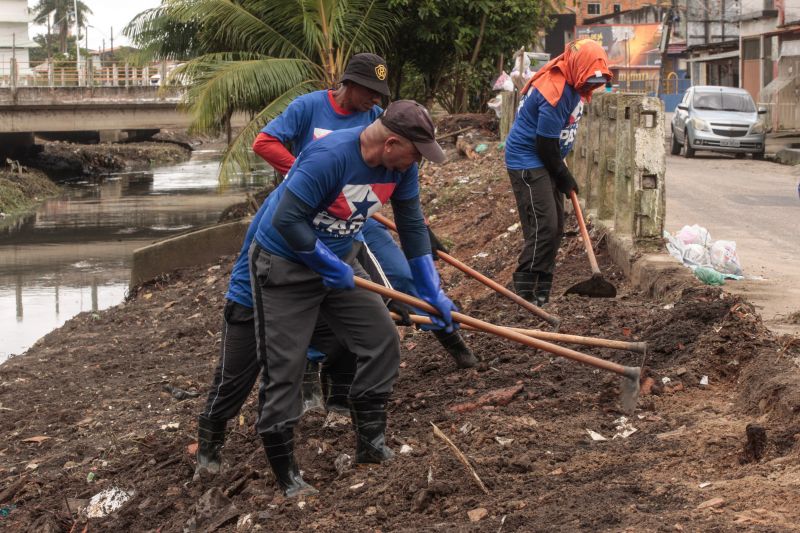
[564,273,617,298]
[619,366,641,414]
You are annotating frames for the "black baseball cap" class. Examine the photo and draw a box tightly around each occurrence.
[381,100,446,164]
[341,53,391,96]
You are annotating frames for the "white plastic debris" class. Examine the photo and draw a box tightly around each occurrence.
[349,482,365,490]
[507,222,520,232]
[399,444,414,455]
[699,482,712,488]
[586,429,607,441]
[612,416,638,439]
[160,422,180,431]
[237,513,254,529]
[86,487,134,518]
[297,501,306,509]
[495,436,514,447]
[661,377,672,385]
[334,453,352,474]
[700,375,709,386]
[472,252,489,259]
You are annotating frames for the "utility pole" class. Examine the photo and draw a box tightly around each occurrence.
[74,0,81,85]
[657,0,677,98]
[110,27,114,61]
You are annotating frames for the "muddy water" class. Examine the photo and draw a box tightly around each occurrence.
[0,149,268,363]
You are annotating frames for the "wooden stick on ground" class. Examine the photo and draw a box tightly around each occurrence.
[431,422,489,495]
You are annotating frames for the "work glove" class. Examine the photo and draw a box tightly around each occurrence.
[387,299,414,326]
[555,169,579,196]
[296,240,354,290]
[427,226,449,259]
[408,254,459,333]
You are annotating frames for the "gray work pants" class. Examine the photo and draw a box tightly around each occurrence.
[507,167,565,275]
[249,241,400,435]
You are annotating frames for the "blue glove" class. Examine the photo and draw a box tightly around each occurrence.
[296,240,354,290]
[408,254,458,333]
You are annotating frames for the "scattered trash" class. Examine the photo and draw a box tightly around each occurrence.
[160,422,180,431]
[662,303,675,310]
[163,384,200,400]
[472,252,489,259]
[507,222,520,232]
[86,472,96,483]
[662,377,672,385]
[460,422,474,435]
[700,375,709,386]
[297,501,306,509]
[586,429,608,441]
[664,225,743,280]
[497,141,505,151]
[468,507,488,522]
[349,482,365,490]
[86,487,134,518]
[495,436,514,447]
[334,454,352,475]
[612,416,638,439]
[0,504,16,518]
[400,444,414,455]
[237,513,254,529]
[699,482,712,488]
[474,143,488,154]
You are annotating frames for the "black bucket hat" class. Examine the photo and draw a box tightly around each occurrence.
[341,53,391,96]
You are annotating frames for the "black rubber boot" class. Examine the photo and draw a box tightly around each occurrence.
[194,415,226,479]
[350,399,394,464]
[535,272,553,307]
[512,272,538,303]
[433,329,478,368]
[321,371,352,414]
[261,429,318,498]
[301,360,324,414]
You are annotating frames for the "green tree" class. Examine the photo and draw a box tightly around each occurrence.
[31,0,93,54]
[125,0,397,182]
[387,0,557,113]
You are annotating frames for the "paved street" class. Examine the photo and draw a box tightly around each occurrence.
[665,153,800,336]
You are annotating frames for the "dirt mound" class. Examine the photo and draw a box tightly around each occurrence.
[1,141,799,531]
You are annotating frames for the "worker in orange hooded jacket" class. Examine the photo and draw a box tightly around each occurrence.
[504,39,611,306]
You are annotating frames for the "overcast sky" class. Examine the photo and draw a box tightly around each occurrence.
[27,0,163,51]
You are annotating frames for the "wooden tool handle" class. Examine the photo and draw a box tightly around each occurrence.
[358,276,628,376]
[391,313,646,354]
[570,190,601,275]
[370,212,560,328]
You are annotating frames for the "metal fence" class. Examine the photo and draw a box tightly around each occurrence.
[0,59,180,88]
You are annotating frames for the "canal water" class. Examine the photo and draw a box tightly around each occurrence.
[0,149,268,363]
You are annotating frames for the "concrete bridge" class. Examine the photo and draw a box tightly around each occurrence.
[0,86,194,153]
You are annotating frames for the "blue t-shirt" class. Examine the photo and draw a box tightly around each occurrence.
[262,89,382,154]
[255,127,419,262]
[504,84,584,170]
[226,91,380,308]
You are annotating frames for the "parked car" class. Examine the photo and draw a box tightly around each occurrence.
[671,85,767,159]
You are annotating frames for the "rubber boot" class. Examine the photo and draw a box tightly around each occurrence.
[261,429,318,498]
[194,415,226,479]
[321,371,352,414]
[512,272,538,303]
[433,329,478,368]
[534,272,553,307]
[350,399,394,464]
[301,360,324,414]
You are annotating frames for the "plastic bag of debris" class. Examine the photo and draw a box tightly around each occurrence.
[492,71,513,92]
[709,240,743,276]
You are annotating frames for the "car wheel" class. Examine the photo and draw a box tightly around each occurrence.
[752,151,765,160]
[670,130,681,155]
[682,130,695,158]
[735,153,746,159]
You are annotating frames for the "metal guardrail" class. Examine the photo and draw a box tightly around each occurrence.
[0,59,181,88]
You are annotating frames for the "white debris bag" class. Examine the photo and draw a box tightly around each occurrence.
[709,240,742,276]
[676,224,712,247]
[86,487,134,518]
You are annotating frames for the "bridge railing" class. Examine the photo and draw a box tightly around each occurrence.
[0,59,185,89]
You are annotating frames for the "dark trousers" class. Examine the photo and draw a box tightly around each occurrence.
[508,168,564,275]
[249,242,400,435]
[201,300,260,422]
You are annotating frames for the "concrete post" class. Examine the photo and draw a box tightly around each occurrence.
[48,61,54,87]
[112,63,119,86]
[124,63,130,86]
[142,66,149,86]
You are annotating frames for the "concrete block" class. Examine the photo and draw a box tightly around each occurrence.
[129,218,251,289]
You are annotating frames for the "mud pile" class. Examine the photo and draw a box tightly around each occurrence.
[1,131,798,532]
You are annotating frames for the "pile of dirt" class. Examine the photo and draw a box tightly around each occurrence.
[1,135,799,531]
[0,166,61,216]
[24,141,192,179]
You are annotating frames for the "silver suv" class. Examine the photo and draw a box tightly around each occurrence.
[671,85,767,159]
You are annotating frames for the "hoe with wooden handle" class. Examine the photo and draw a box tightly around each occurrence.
[357,277,641,413]
[370,212,561,329]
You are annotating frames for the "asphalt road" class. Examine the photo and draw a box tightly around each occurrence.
[665,152,800,336]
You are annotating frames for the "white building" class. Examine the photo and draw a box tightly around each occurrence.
[0,0,38,79]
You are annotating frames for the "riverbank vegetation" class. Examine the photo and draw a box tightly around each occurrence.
[0,167,60,217]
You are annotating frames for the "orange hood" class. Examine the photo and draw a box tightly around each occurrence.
[522,39,612,105]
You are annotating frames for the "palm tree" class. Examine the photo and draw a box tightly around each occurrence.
[32,0,93,54]
[125,0,396,182]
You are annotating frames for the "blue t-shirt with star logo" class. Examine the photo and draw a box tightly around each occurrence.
[254,127,419,262]
[505,84,583,170]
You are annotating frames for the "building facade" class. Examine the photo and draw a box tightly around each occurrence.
[0,0,37,80]
[563,0,662,26]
